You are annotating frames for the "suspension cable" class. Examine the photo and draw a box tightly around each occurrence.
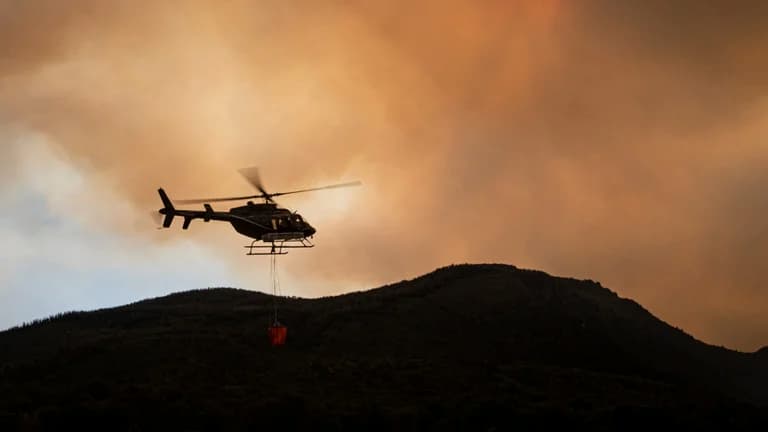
[270,247,281,325]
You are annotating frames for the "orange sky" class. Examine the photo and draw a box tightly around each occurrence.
[1,0,767,351]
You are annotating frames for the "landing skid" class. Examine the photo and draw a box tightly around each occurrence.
[245,238,315,256]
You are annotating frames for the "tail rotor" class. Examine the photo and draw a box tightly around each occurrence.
[150,210,163,229]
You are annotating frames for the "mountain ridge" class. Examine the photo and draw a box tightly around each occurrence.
[5,263,760,353]
[1,263,765,428]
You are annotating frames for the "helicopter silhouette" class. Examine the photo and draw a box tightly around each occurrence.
[156,168,360,255]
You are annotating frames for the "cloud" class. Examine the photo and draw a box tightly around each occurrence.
[0,136,247,330]
[1,0,767,350]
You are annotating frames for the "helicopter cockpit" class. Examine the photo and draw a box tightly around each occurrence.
[270,213,310,231]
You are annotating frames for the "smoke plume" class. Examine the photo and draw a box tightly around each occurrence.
[2,0,767,350]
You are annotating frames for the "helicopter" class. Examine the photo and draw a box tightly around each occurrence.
[156,168,361,255]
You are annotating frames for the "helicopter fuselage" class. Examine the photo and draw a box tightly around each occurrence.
[228,201,316,240]
[157,190,316,241]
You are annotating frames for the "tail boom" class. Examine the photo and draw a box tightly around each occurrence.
[157,188,233,230]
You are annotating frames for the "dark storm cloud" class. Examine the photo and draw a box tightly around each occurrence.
[1,0,767,350]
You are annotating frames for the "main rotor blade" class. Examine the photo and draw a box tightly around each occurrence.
[177,167,272,204]
[268,181,362,198]
[174,174,361,204]
[238,167,270,197]
[175,194,265,204]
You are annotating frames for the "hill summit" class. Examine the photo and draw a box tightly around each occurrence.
[0,264,765,429]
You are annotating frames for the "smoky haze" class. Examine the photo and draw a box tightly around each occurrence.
[1,0,767,351]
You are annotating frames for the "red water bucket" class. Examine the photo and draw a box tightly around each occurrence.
[268,325,287,346]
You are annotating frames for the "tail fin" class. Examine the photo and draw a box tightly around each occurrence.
[158,188,175,228]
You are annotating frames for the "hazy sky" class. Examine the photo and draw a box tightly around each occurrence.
[1,1,767,351]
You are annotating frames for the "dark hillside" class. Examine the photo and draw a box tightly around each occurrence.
[0,264,765,430]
